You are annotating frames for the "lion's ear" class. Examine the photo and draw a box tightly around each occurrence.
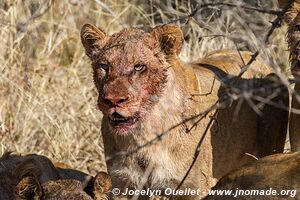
[81,24,107,59]
[151,24,184,56]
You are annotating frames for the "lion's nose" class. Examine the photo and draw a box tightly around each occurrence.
[102,95,129,106]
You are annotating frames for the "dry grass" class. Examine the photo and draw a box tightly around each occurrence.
[0,0,290,175]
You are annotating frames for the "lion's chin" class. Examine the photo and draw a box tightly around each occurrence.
[109,122,138,135]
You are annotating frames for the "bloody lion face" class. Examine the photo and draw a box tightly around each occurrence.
[81,24,183,135]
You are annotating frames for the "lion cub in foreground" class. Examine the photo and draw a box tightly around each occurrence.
[0,153,111,200]
[81,24,288,199]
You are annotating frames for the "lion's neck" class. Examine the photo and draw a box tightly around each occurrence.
[135,65,185,146]
[128,63,193,187]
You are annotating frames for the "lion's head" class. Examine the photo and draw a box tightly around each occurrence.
[81,24,184,135]
[280,0,300,77]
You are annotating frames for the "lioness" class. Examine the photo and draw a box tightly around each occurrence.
[203,152,300,200]
[279,0,300,151]
[81,24,288,198]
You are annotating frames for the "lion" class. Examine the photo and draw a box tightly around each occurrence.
[81,24,289,199]
[0,153,111,200]
[203,152,300,200]
[279,0,300,151]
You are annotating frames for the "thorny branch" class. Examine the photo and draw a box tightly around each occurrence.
[169,1,282,24]
[264,1,292,43]
[201,1,290,79]
[192,2,281,17]
[173,1,293,192]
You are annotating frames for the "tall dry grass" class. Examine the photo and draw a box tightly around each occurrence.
[0,0,290,174]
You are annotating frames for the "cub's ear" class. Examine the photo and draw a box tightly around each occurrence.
[81,24,107,59]
[13,161,43,199]
[91,171,112,200]
[151,24,184,56]
[15,175,42,199]
[93,171,112,194]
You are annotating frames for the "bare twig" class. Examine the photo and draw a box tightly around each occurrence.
[174,111,218,192]
[194,2,281,16]
[169,1,281,24]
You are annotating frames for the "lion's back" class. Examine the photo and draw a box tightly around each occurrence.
[193,49,272,79]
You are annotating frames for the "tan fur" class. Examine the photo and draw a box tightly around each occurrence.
[280,0,300,151]
[93,172,112,200]
[203,152,300,199]
[81,24,288,199]
[0,153,111,200]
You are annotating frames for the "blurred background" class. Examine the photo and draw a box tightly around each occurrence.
[0,0,289,175]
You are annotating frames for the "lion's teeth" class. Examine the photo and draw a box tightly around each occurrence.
[109,114,138,124]
[113,117,127,121]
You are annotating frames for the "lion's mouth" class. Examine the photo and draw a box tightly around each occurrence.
[108,112,139,127]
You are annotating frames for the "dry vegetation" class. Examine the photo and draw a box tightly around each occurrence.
[0,0,290,175]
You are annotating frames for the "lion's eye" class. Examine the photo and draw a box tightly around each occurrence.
[134,64,146,72]
[98,63,109,71]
